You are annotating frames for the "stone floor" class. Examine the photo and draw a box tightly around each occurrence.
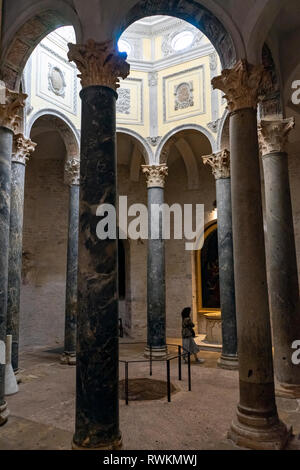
[0,339,300,450]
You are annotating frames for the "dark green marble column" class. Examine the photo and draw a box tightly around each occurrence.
[7,134,36,372]
[213,60,290,450]
[61,158,80,366]
[202,150,238,370]
[0,88,26,426]
[142,165,168,358]
[259,117,300,398]
[68,40,129,450]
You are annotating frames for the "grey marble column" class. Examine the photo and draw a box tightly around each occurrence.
[7,134,36,372]
[202,150,238,370]
[259,117,300,398]
[68,40,129,450]
[142,165,168,358]
[213,60,290,450]
[0,88,26,426]
[61,158,80,366]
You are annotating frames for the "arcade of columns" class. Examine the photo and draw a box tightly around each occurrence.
[0,39,299,450]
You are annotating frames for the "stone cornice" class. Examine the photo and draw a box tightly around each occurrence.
[258,117,295,155]
[212,59,271,112]
[0,87,27,132]
[202,149,230,180]
[142,164,168,188]
[65,158,80,186]
[67,40,130,91]
[12,133,36,165]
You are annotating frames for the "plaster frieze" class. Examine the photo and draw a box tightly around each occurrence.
[212,60,271,113]
[258,117,295,155]
[142,164,168,188]
[202,149,230,180]
[67,40,130,91]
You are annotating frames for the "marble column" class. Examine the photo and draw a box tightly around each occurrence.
[61,158,80,366]
[258,117,300,398]
[142,165,168,358]
[202,149,238,370]
[7,134,36,372]
[212,60,290,450]
[68,40,129,450]
[0,87,26,425]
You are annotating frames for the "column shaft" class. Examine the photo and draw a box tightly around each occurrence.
[0,127,13,425]
[73,85,121,449]
[63,183,79,364]
[262,150,300,391]
[216,177,238,367]
[147,186,166,355]
[7,160,25,371]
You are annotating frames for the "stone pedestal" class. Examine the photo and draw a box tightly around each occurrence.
[61,159,80,366]
[68,40,129,450]
[7,134,36,372]
[142,165,168,359]
[0,87,26,426]
[202,150,238,370]
[212,60,290,449]
[259,117,300,398]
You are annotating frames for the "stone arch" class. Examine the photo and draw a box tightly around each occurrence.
[217,110,229,151]
[117,127,152,165]
[0,1,82,91]
[27,109,80,160]
[118,0,244,68]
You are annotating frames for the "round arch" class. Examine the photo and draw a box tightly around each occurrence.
[27,109,80,159]
[156,124,216,164]
[216,110,229,151]
[0,1,82,91]
[117,0,244,68]
[117,127,152,165]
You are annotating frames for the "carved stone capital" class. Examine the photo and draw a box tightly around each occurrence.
[12,134,36,165]
[258,117,295,155]
[142,164,168,188]
[212,60,271,112]
[0,87,27,132]
[67,40,130,91]
[65,158,80,186]
[202,149,231,179]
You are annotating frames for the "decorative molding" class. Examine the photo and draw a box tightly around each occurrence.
[116,88,131,115]
[174,82,194,111]
[147,136,162,147]
[212,60,272,112]
[148,71,158,87]
[202,149,231,180]
[65,158,80,186]
[258,117,295,155]
[117,77,144,125]
[207,119,220,134]
[48,64,67,98]
[68,40,130,91]
[142,164,168,188]
[12,133,36,165]
[0,88,27,132]
[209,52,218,72]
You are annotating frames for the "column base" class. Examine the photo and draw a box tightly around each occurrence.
[144,346,168,360]
[228,406,292,450]
[275,382,300,399]
[72,435,122,450]
[0,402,9,426]
[217,354,239,371]
[61,352,76,366]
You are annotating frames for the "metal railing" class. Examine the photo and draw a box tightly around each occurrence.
[119,342,192,405]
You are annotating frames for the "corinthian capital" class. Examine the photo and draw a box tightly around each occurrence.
[67,40,130,90]
[12,134,36,165]
[212,59,271,112]
[65,158,80,186]
[0,87,27,132]
[142,164,168,188]
[202,149,231,180]
[258,117,295,155]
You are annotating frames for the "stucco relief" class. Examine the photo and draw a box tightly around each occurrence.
[117,88,131,115]
[174,82,194,111]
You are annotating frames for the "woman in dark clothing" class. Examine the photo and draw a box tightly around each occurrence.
[181,307,205,364]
